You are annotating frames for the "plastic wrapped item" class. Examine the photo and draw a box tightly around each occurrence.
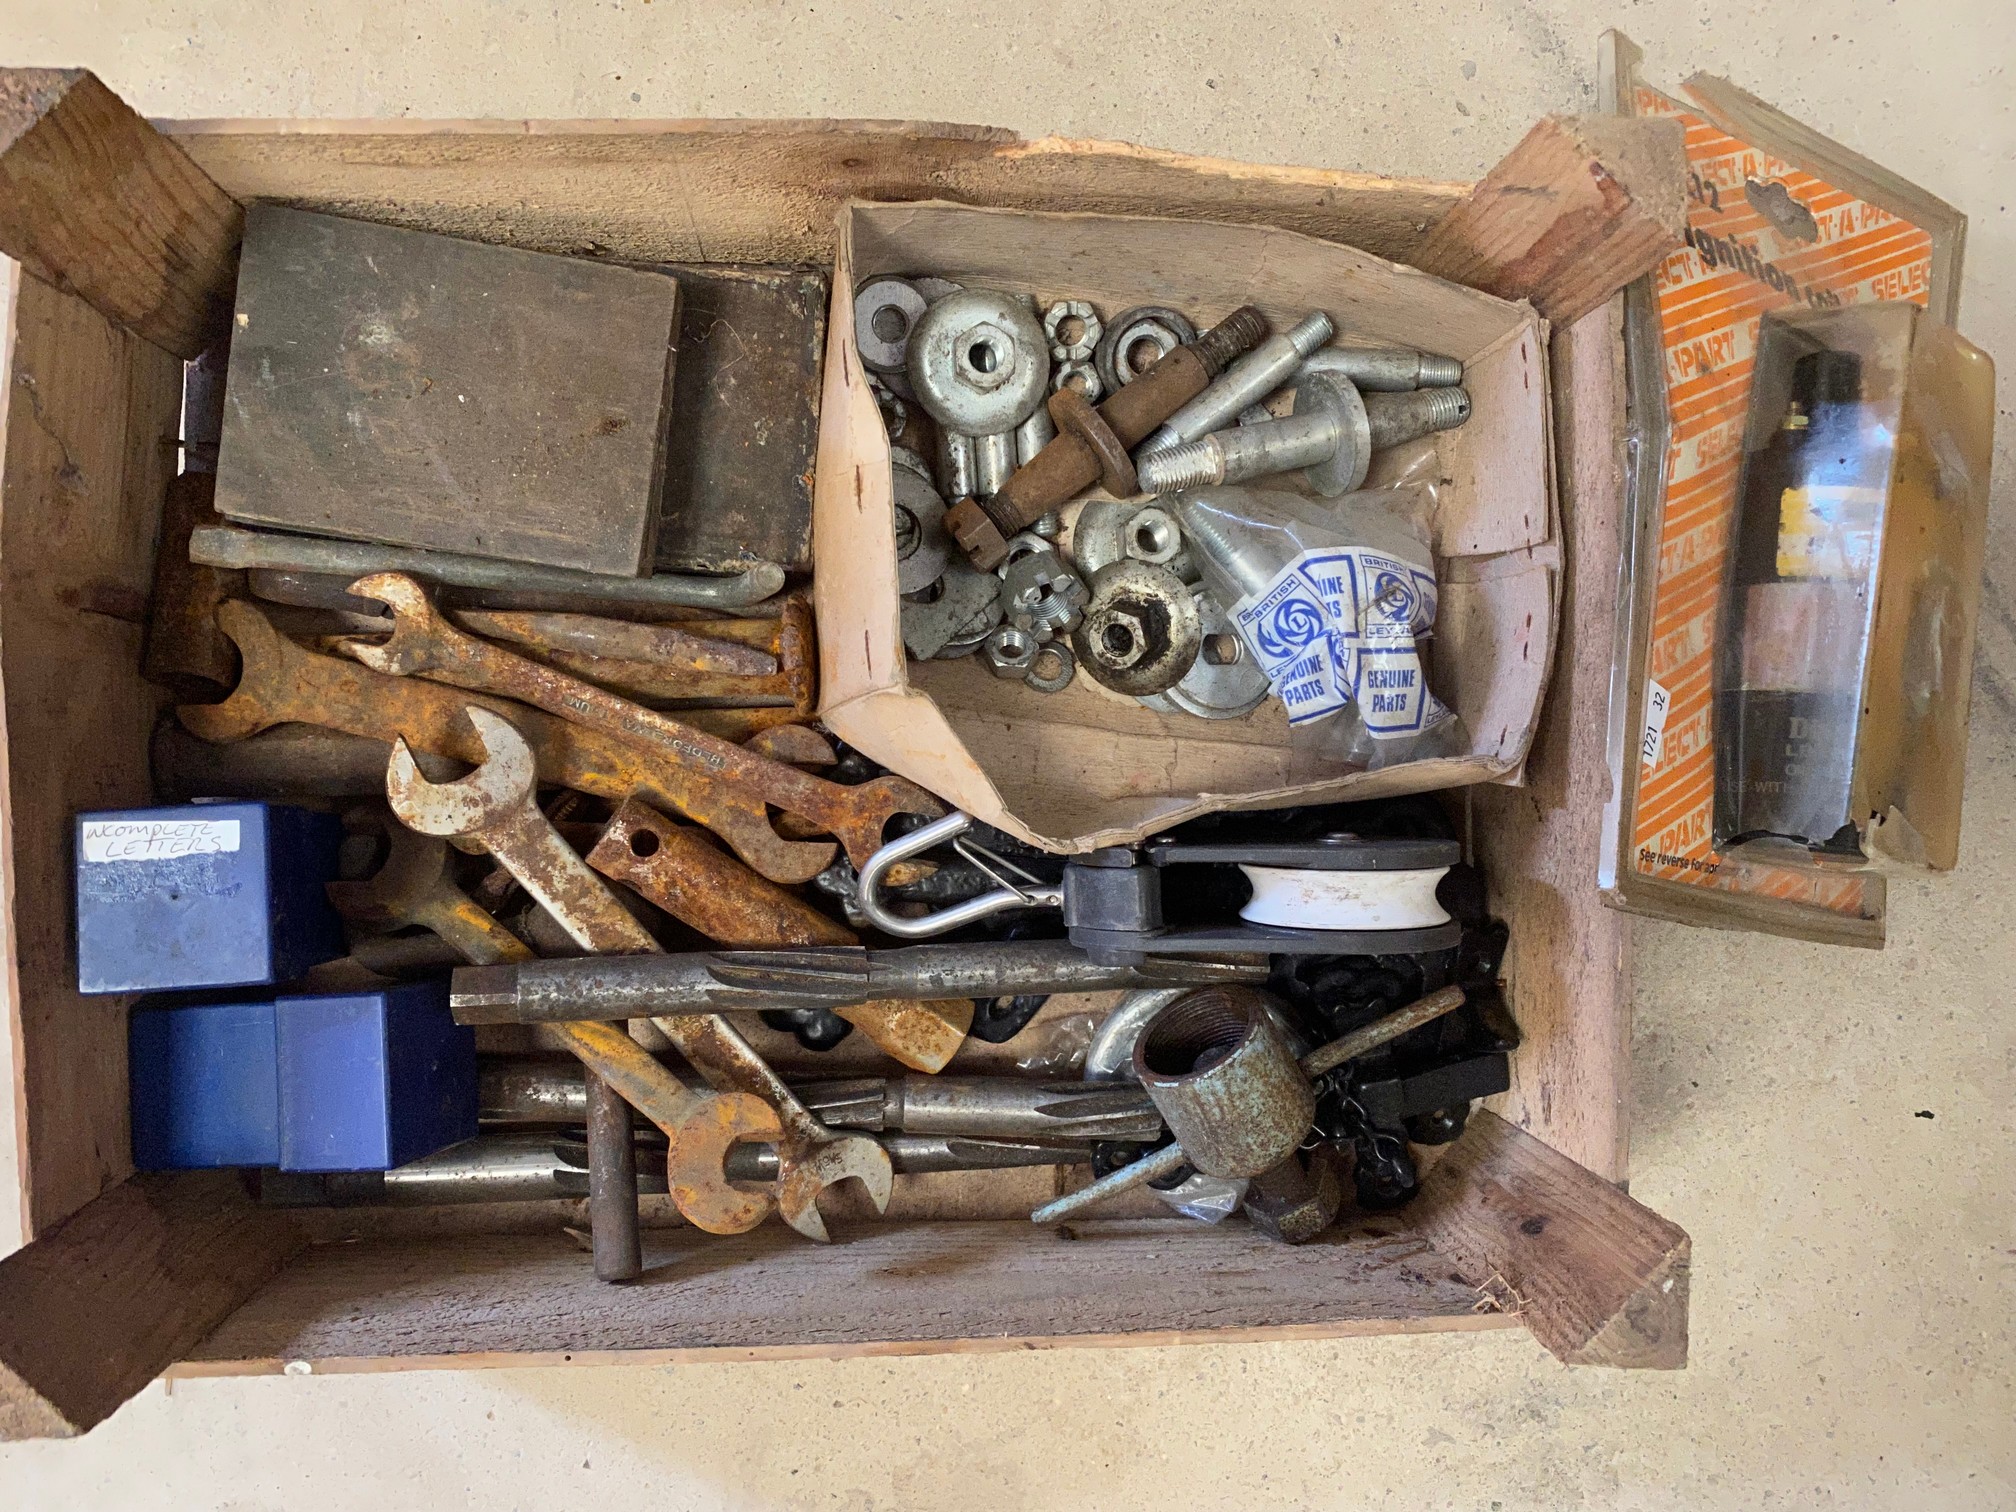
[1172,484,1463,768]
[1598,30,1986,946]
[1716,303,1993,864]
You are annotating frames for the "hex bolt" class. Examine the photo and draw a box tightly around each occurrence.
[1135,377,1470,498]
[1137,310,1335,456]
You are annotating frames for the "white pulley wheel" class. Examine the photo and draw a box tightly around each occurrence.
[1237,863,1451,931]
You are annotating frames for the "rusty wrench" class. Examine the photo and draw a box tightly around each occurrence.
[184,600,839,883]
[326,822,533,962]
[346,573,942,878]
[587,797,973,1074]
[388,705,892,1242]
[380,711,783,1240]
[327,815,648,1275]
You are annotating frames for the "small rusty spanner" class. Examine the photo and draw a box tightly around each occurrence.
[325,817,648,1276]
[380,709,784,1240]
[389,704,892,1242]
[588,797,973,1075]
[184,600,839,883]
[346,573,941,879]
[326,821,532,961]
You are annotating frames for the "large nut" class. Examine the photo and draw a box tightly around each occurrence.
[1123,505,1183,566]
[1043,299,1103,362]
[1094,305,1197,394]
[907,288,1051,436]
[1072,559,1203,697]
[854,276,928,375]
[1241,1148,1344,1245]
[1000,548,1089,641]
[983,623,1040,679]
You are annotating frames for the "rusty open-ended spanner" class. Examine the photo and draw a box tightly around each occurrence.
[388,704,892,1242]
[587,796,973,1075]
[327,818,655,1275]
[346,573,941,880]
[184,600,839,883]
[376,715,785,1240]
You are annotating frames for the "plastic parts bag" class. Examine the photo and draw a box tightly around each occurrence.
[1172,484,1464,768]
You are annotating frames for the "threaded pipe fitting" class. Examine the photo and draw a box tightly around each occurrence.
[1188,306,1269,379]
[1363,386,1472,449]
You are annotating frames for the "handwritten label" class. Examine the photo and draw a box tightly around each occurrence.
[1641,678,1672,767]
[82,818,242,864]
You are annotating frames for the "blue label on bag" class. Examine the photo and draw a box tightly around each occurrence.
[1232,547,1447,736]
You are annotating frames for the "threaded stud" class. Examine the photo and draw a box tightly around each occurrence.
[1135,437,1226,493]
[1190,306,1268,377]
[1417,353,1465,387]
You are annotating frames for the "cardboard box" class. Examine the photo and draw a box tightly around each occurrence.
[815,201,1560,849]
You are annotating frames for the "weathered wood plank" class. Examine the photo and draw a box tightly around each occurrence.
[182,1219,1495,1369]
[1472,301,1633,1182]
[1408,1111,1688,1369]
[215,204,679,576]
[1416,114,1686,327]
[0,69,241,358]
[0,270,184,1235]
[0,1172,302,1438]
[166,120,1471,271]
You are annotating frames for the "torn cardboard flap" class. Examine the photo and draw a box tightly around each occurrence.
[814,199,1561,851]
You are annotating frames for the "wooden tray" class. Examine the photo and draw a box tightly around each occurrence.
[0,72,1674,1439]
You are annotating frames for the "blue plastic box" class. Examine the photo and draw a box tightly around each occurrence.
[129,998,282,1170]
[76,801,347,995]
[275,982,478,1172]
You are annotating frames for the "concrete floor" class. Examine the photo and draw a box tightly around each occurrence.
[2,1,2013,1507]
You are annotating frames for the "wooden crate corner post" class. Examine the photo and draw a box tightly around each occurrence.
[1409,1111,1689,1369]
[0,66,241,358]
[1417,113,1688,327]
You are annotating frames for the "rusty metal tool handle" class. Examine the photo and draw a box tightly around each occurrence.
[587,797,972,1074]
[348,573,942,873]
[451,609,780,677]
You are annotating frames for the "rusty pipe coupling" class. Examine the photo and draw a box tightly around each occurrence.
[1132,987,1314,1179]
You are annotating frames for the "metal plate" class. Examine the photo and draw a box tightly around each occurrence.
[653,263,829,573]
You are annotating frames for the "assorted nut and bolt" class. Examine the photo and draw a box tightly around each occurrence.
[882,285,1470,711]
